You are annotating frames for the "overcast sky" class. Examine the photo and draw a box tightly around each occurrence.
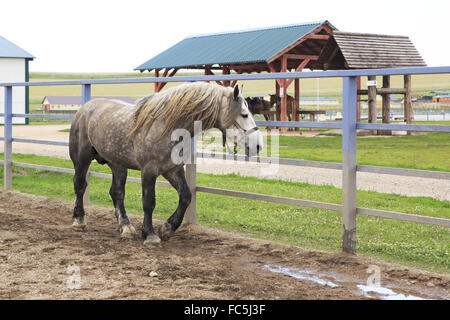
[1,0,449,72]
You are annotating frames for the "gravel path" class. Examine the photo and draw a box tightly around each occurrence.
[1,125,449,201]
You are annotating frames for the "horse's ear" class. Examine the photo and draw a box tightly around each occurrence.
[233,85,239,100]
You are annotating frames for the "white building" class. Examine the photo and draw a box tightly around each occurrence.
[0,35,34,124]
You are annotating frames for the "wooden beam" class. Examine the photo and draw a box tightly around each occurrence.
[222,66,231,87]
[204,66,223,86]
[358,88,407,95]
[267,23,331,64]
[294,78,300,131]
[357,77,361,122]
[267,62,284,87]
[304,34,330,41]
[286,59,310,87]
[323,46,340,71]
[155,68,170,92]
[302,41,323,56]
[280,56,288,132]
[284,54,319,60]
[229,62,266,70]
[154,69,160,92]
[157,68,178,91]
[230,70,242,88]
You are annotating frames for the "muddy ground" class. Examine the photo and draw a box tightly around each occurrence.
[0,190,448,300]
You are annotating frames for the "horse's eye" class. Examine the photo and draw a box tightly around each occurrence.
[241,114,249,118]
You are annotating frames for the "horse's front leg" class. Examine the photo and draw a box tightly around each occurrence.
[158,167,192,241]
[141,167,161,247]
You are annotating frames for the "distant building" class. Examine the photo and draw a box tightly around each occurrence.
[41,96,136,112]
[0,35,34,124]
[432,95,450,103]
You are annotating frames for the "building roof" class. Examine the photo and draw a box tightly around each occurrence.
[42,96,135,105]
[0,35,34,59]
[431,91,450,95]
[315,31,426,70]
[135,21,335,71]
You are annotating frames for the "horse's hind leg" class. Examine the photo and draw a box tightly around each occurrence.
[158,167,191,241]
[71,157,92,230]
[108,164,136,238]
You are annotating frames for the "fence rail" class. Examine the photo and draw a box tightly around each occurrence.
[2,66,450,254]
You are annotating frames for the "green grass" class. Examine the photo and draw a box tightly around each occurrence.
[266,132,450,172]
[0,153,449,273]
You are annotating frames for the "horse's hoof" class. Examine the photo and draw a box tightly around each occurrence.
[158,222,174,241]
[143,234,161,248]
[72,218,86,231]
[120,224,136,238]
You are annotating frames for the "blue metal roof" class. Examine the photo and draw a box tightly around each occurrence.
[135,21,332,71]
[0,35,34,59]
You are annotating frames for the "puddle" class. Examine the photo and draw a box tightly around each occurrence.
[263,265,338,288]
[262,264,443,300]
[357,284,426,300]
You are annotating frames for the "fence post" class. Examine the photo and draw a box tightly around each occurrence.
[81,84,91,205]
[185,125,198,224]
[3,86,13,190]
[342,76,358,254]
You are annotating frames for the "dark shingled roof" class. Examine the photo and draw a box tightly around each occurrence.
[315,31,426,70]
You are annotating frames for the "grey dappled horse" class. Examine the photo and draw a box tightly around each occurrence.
[69,83,263,246]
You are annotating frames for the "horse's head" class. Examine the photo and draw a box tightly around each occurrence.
[245,97,260,114]
[220,86,264,157]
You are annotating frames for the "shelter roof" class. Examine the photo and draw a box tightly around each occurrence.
[135,21,335,71]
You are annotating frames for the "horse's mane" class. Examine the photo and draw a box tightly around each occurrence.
[128,82,236,139]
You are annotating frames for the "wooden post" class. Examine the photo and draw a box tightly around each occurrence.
[367,76,377,135]
[294,78,300,131]
[154,69,159,92]
[3,86,13,190]
[356,76,361,122]
[404,75,413,135]
[280,56,288,134]
[379,75,392,135]
[342,76,357,254]
[274,80,281,131]
[222,66,231,87]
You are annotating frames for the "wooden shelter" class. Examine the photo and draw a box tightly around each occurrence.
[135,25,427,134]
[135,21,337,130]
[316,31,426,134]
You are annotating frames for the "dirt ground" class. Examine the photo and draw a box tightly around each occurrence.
[0,190,448,300]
